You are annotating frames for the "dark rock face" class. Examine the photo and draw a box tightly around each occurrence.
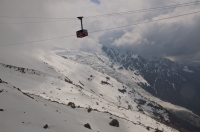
[102,46,200,117]
[84,123,91,129]
[166,110,200,132]
[109,119,119,127]
[0,109,4,111]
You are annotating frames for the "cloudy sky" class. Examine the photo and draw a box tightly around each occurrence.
[0,0,200,63]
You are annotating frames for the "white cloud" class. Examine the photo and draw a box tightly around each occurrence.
[0,0,200,62]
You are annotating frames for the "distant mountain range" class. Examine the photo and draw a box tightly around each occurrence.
[102,46,200,117]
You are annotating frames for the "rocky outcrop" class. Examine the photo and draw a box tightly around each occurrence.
[109,119,119,127]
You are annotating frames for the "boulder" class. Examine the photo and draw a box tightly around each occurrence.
[109,119,119,127]
[88,108,92,113]
[43,124,48,129]
[84,123,91,129]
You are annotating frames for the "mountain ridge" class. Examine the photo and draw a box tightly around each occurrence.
[102,46,200,117]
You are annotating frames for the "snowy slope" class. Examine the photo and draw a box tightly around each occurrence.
[1,83,161,132]
[55,48,200,131]
[55,49,191,112]
[0,49,179,132]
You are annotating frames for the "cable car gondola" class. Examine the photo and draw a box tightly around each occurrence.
[76,17,88,38]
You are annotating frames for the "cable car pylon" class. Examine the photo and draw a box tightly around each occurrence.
[76,17,88,38]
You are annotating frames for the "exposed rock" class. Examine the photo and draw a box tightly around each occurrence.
[106,76,110,81]
[0,89,3,93]
[84,123,91,129]
[134,99,146,105]
[68,102,76,108]
[43,124,48,129]
[79,81,84,86]
[65,77,73,84]
[118,66,123,70]
[109,119,119,127]
[118,89,126,94]
[128,105,132,110]
[88,108,93,113]
[155,129,163,132]
[62,56,67,59]
[0,109,4,111]
[101,81,110,85]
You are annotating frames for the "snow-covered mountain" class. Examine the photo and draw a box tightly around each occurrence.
[102,46,200,118]
[0,47,200,132]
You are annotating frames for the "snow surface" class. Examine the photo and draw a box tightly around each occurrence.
[1,83,157,132]
[0,49,180,132]
[183,66,193,73]
[55,49,193,113]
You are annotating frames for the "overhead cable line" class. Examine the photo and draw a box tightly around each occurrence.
[0,3,199,25]
[0,1,199,22]
[0,35,75,46]
[0,19,72,24]
[85,1,200,18]
[90,10,200,33]
[0,10,200,47]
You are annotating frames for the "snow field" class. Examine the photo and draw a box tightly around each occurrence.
[0,50,178,132]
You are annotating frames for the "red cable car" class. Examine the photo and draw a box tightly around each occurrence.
[76,17,88,38]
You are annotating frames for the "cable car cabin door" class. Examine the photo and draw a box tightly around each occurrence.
[76,29,88,38]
